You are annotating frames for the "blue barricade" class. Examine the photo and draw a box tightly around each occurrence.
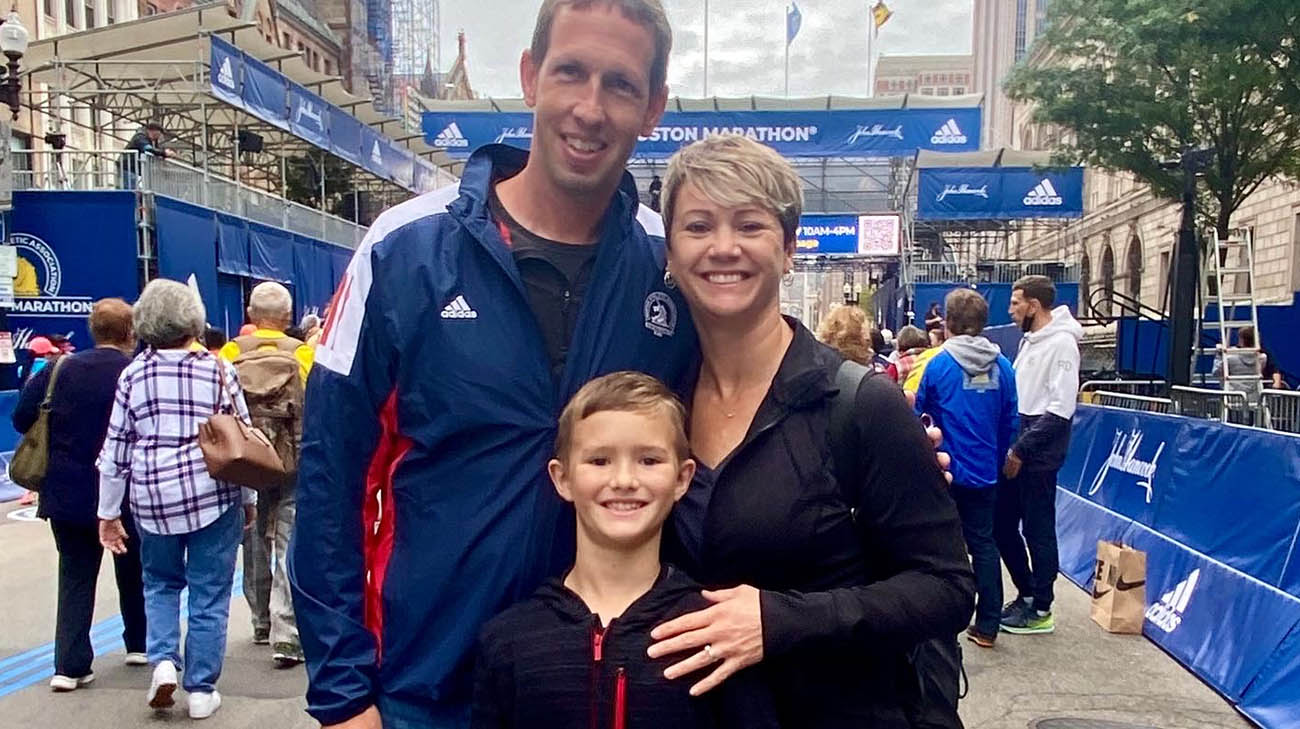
[1058,404,1300,727]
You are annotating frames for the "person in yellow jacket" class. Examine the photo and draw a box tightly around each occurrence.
[887,325,943,394]
[218,282,311,667]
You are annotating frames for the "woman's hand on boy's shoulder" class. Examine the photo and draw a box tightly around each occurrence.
[647,585,764,697]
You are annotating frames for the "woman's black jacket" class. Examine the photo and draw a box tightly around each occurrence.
[667,320,975,729]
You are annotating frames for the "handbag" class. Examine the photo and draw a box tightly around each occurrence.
[198,358,289,490]
[9,356,68,491]
[828,359,966,729]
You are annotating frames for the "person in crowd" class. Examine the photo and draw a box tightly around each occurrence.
[202,326,228,355]
[648,134,971,728]
[219,282,311,667]
[288,2,699,726]
[238,323,257,337]
[929,326,945,348]
[1213,325,1266,400]
[915,288,1019,648]
[119,121,167,188]
[997,276,1082,635]
[815,304,872,366]
[12,298,148,691]
[299,313,323,347]
[471,371,777,729]
[888,324,937,390]
[24,336,61,379]
[925,301,944,333]
[96,278,256,720]
[869,326,892,371]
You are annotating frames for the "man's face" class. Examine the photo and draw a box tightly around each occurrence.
[146,128,161,143]
[1009,289,1037,331]
[520,5,668,198]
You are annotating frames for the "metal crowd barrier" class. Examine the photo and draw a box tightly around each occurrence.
[1169,385,1251,424]
[1091,391,1175,414]
[1261,389,1300,434]
[1080,380,1168,397]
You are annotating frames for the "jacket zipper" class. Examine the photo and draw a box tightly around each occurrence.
[613,667,627,729]
[590,624,605,729]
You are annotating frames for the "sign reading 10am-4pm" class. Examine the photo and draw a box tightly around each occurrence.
[795,214,901,257]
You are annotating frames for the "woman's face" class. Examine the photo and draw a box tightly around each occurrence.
[667,181,792,324]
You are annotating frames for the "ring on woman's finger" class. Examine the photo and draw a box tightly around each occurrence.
[703,644,717,662]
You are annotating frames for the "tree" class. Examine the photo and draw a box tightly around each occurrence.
[284,152,359,221]
[1005,0,1300,239]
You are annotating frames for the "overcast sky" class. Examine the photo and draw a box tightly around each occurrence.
[435,0,973,100]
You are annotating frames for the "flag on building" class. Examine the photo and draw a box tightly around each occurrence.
[872,0,893,29]
[787,2,803,45]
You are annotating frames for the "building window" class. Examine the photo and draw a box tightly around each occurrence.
[936,88,950,96]
[920,87,934,95]
[84,0,94,27]
[953,86,965,94]
[1127,233,1143,301]
[1100,243,1116,317]
[65,0,77,26]
[1035,0,1051,37]
[43,0,55,18]
[1079,253,1092,316]
[145,2,157,14]
[1159,250,1172,311]
[324,59,332,75]
[283,32,291,47]
[1015,0,1029,61]
[106,0,115,23]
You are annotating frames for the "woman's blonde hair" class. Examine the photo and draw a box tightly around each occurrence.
[817,305,872,365]
[660,134,804,247]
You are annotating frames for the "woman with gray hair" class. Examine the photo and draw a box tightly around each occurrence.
[646,135,972,728]
[96,278,255,720]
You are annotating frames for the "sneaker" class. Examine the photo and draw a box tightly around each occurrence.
[147,661,178,709]
[49,673,95,691]
[1002,608,1056,634]
[188,690,222,720]
[272,642,305,668]
[1001,597,1032,622]
[965,626,996,648]
[124,652,148,666]
[252,628,270,645]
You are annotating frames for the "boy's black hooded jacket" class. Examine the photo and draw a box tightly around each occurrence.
[471,566,779,729]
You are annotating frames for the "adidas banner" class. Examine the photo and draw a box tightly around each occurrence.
[421,108,982,159]
[917,166,1084,220]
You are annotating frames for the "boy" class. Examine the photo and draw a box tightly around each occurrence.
[471,372,777,729]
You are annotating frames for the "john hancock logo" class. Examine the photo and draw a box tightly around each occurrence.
[8,233,93,317]
[1087,428,1165,504]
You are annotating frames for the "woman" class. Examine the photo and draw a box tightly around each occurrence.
[96,279,256,721]
[648,135,974,728]
[815,305,872,366]
[13,298,147,691]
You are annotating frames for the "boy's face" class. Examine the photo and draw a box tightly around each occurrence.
[549,408,694,550]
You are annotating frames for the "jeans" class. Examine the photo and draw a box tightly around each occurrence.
[49,516,147,676]
[376,694,469,729]
[137,504,242,693]
[242,484,299,647]
[994,468,1060,613]
[950,485,1002,635]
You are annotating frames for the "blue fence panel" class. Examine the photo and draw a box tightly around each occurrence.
[216,273,245,336]
[216,213,251,276]
[154,196,220,321]
[248,222,294,284]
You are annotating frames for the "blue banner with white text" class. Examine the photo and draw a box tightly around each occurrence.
[423,108,983,159]
[794,213,902,256]
[917,166,1085,220]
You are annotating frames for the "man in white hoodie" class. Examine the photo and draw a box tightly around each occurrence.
[997,275,1083,635]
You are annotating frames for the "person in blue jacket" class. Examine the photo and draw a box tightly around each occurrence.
[914,287,1018,648]
[287,2,696,728]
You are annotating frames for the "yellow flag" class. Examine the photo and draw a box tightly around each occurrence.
[872,0,893,29]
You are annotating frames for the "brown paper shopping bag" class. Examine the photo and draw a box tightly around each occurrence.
[1090,540,1147,634]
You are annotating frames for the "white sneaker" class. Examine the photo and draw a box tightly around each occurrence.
[147,661,178,709]
[124,652,148,666]
[49,673,94,691]
[188,690,222,720]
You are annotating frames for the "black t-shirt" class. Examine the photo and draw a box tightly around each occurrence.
[488,186,601,381]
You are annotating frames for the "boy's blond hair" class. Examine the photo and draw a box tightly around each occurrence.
[555,371,688,461]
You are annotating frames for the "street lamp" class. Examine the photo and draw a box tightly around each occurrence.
[0,10,29,121]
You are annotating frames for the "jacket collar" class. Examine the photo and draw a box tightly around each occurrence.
[765,316,844,411]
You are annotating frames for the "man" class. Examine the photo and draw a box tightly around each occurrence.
[915,288,1018,648]
[119,121,167,189]
[220,282,313,667]
[997,275,1082,635]
[288,3,697,728]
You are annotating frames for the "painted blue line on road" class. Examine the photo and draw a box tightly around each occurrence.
[0,618,124,672]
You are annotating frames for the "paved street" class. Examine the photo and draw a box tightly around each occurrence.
[0,498,1254,729]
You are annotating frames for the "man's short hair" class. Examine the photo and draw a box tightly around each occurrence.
[944,288,989,337]
[661,134,805,247]
[145,121,163,132]
[1239,325,1256,348]
[1013,275,1056,309]
[896,325,929,352]
[88,298,133,345]
[555,371,687,461]
[247,281,293,326]
[531,0,673,91]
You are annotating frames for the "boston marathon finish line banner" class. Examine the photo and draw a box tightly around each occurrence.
[423,108,981,159]
[917,166,1085,220]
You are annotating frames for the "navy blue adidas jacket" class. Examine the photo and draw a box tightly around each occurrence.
[288,145,698,726]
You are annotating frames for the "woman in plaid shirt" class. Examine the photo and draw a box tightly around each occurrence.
[96,279,257,720]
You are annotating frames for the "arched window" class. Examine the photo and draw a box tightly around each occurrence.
[1079,253,1092,317]
[1100,244,1116,318]
[1127,233,1143,302]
